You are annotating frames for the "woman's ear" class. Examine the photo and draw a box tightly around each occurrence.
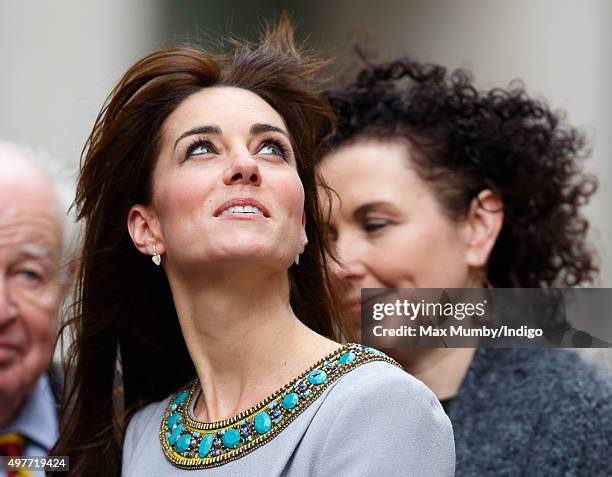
[465,190,504,268]
[127,204,165,257]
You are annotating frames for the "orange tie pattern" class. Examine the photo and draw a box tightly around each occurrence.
[0,433,34,477]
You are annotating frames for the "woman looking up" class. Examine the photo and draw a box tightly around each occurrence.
[50,22,455,477]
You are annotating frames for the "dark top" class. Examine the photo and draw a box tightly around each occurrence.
[444,348,612,476]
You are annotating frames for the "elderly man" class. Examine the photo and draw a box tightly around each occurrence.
[0,141,71,471]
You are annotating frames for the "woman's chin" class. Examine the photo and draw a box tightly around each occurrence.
[201,249,290,269]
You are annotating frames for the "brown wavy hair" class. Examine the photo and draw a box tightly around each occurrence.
[50,18,341,476]
[320,56,598,287]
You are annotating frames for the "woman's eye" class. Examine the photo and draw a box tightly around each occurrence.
[363,219,389,232]
[190,144,215,156]
[258,141,286,158]
[327,225,338,242]
[184,141,216,161]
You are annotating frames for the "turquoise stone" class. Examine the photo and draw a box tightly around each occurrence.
[254,411,272,435]
[172,390,189,408]
[176,433,192,453]
[339,351,357,365]
[198,434,214,458]
[363,346,385,355]
[167,412,181,430]
[222,428,241,448]
[282,392,299,410]
[307,369,327,385]
[169,423,184,446]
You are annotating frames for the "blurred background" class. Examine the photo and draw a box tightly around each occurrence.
[1,0,610,290]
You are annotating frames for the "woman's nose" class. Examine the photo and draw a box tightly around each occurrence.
[336,258,367,284]
[223,152,262,186]
[333,238,367,284]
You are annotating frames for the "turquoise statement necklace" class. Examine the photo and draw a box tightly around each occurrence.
[159,343,401,469]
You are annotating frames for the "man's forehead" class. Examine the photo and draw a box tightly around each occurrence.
[0,219,62,248]
[0,184,63,257]
[0,184,61,220]
[0,156,62,219]
[0,145,64,263]
[0,224,62,266]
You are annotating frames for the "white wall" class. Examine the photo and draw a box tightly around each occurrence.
[0,0,164,173]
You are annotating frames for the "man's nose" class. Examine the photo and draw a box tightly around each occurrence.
[0,277,18,324]
[223,151,262,186]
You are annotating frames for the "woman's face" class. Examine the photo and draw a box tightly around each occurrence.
[140,86,307,276]
[318,139,476,317]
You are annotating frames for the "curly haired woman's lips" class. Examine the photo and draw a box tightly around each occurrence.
[347,289,396,316]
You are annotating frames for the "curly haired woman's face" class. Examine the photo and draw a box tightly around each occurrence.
[319,139,494,317]
[129,86,307,278]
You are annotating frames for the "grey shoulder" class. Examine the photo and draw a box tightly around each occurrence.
[124,398,169,449]
[327,359,442,411]
[122,397,170,474]
[312,358,455,476]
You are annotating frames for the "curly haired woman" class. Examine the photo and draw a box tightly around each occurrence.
[317,55,612,476]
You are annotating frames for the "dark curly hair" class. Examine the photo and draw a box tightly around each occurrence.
[319,57,599,287]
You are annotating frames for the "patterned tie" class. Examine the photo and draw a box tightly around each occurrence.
[0,433,34,477]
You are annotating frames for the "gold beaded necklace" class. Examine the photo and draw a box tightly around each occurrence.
[159,343,402,469]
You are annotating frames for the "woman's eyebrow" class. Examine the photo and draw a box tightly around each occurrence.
[250,123,289,139]
[173,125,222,151]
[353,202,391,220]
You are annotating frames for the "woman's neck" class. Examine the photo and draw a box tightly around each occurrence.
[168,266,341,422]
[389,347,476,401]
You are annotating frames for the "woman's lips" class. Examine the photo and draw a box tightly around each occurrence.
[215,211,268,221]
[347,289,396,317]
[213,197,270,218]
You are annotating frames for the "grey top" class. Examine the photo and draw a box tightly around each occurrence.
[122,360,455,476]
[0,373,59,477]
[444,348,612,476]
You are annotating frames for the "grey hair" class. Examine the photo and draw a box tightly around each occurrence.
[0,140,80,283]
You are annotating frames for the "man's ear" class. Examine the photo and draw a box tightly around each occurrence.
[465,190,504,268]
[127,204,165,257]
[299,210,308,253]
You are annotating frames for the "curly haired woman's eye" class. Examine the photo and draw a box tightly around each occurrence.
[363,219,390,233]
[327,224,338,241]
